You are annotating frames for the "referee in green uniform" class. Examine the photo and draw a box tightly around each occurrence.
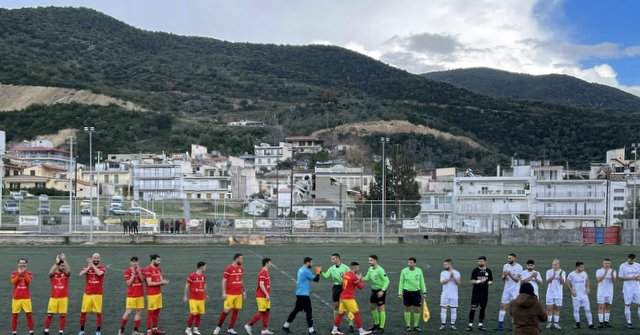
[398,257,427,332]
[363,255,390,333]
[322,253,352,331]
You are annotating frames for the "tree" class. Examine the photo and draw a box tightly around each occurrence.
[368,145,421,219]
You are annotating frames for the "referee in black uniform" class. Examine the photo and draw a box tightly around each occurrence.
[467,256,493,331]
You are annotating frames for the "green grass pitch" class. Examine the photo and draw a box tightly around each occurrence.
[0,244,636,334]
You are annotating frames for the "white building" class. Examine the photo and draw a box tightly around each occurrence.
[532,179,607,229]
[285,136,324,154]
[314,164,373,194]
[453,176,531,233]
[183,176,231,200]
[131,162,183,200]
[254,142,292,170]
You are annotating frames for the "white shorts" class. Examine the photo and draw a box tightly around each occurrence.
[501,289,519,304]
[623,291,640,305]
[597,295,613,304]
[440,296,459,308]
[572,296,590,309]
[545,296,563,307]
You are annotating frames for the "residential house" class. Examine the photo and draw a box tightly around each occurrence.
[254,142,292,170]
[285,136,324,154]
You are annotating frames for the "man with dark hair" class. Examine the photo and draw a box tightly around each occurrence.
[321,253,352,332]
[120,256,145,335]
[497,253,522,331]
[398,257,426,332]
[45,254,70,335]
[184,261,207,335]
[143,254,169,335]
[467,256,493,331]
[331,262,372,335]
[245,258,273,335]
[214,253,245,335]
[567,261,594,329]
[363,255,390,333]
[11,258,34,335]
[283,257,320,334]
[520,260,542,297]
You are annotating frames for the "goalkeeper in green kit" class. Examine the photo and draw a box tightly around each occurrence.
[322,253,354,332]
[398,257,427,332]
[363,255,390,334]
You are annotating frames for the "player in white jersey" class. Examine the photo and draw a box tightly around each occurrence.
[519,260,542,297]
[496,253,522,331]
[439,259,461,331]
[595,258,616,328]
[619,253,640,328]
[545,259,565,330]
[566,261,594,329]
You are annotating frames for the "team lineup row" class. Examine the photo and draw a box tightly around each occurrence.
[6,252,640,335]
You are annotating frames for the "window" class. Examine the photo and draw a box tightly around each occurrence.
[614,207,625,211]
[35,182,46,188]
[104,175,110,184]
[30,170,35,176]
[614,196,625,201]
[114,175,119,184]
[614,189,625,193]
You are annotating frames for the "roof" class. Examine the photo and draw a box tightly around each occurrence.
[285,136,322,142]
[11,146,69,154]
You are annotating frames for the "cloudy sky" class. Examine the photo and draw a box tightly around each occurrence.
[4,0,640,96]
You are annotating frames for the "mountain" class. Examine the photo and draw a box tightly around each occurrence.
[423,67,640,111]
[1,7,640,171]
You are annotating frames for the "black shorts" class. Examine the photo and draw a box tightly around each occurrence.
[332,284,342,303]
[471,292,488,307]
[402,290,423,307]
[370,289,387,306]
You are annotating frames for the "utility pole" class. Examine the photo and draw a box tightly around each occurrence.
[96,151,102,228]
[633,143,638,246]
[380,137,389,245]
[84,126,95,243]
[68,137,74,233]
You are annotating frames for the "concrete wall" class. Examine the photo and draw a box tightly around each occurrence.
[500,228,583,245]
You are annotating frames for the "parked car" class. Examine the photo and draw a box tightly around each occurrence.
[37,206,50,215]
[10,192,24,201]
[58,205,70,215]
[3,200,20,214]
[80,207,92,216]
[127,207,141,216]
[109,207,126,215]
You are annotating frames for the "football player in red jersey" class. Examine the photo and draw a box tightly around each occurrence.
[11,258,34,335]
[143,254,169,335]
[184,261,208,335]
[213,253,245,335]
[331,262,372,335]
[45,254,71,335]
[120,256,146,335]
[78,253,106,335]
[244,257,274,335]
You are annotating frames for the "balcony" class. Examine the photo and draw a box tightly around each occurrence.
[457,190,528,198]
[420,203,453,212]
[535,209,605,218]
[535,191,605,201]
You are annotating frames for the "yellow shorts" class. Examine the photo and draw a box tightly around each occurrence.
[81,294,103,313]
[12,299,32,314]
[189,299,205,315]
[256,297,271,312]
[47,297,68,314]
[224,294,243,310]
[126,297,145,310]
[147,294,163,311]
[339,299,359,314]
